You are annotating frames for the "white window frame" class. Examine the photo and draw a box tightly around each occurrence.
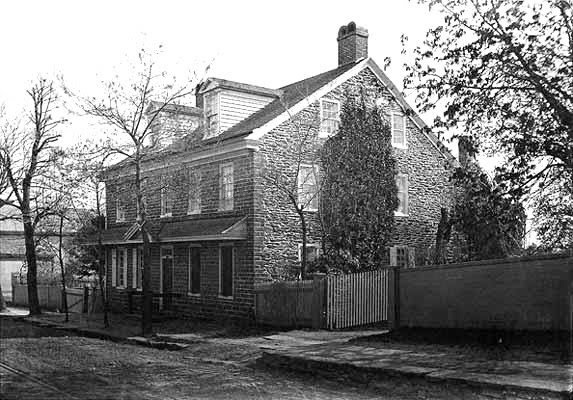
[391,112,407,149]
[160,182,173,218]
[390,245,415,268]
[218,244,234,299]
[319,98,341,138]
[219,163,234,211]
[205,92,220,138]
[116,247,128,289]
[298,243,321,263]
[297,164,319,212]
[395,174,409,217]
[115,198,126,222]
[188,245,201,296]
[187,169,202,215]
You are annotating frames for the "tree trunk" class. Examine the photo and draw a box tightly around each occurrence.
[136,158,153,336]
[23,218,41,315]
[299,209,308,280]
[141,224,152,336]
[58,214,69,322]
[95,186,110,328]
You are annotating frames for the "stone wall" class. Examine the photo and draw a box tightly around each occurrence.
[256,68,456,279]
[399,254,573,331]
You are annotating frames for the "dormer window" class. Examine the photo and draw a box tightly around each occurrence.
[319,99,340,137]
[205,92,219,137]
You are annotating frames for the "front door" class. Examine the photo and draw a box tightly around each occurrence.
[160,247,173,311]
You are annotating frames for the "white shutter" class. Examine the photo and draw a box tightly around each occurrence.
[132,248,137,288]
[111,248,117,287]
[389,246,397,267]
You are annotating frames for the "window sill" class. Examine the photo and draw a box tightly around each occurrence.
[160,213,173,218]
[218,295,233,300]
[392,144,408,150]
[394,211,409,217]
[187,210,201,215]
[187,292,201,297]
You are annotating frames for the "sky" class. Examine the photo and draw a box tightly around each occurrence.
[0,0,445,148]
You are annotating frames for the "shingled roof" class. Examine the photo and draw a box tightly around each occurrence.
[205,60,360,143]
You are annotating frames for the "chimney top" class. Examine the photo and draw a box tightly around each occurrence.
[337,22,369,66]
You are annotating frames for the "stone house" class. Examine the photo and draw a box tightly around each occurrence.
[101,22,457,320]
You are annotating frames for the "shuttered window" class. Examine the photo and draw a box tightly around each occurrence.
[297,165,319,211]
[188,169,202,215]
[319,99,340,136]
[392,113,407,148]
[219,246,233,297]
[188,247,201,295]
[219,163,234,211]
[396,174,409,215]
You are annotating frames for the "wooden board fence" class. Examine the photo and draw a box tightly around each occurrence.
[254,269,392,330]
[326,269,390,329]
[254,280,317,327]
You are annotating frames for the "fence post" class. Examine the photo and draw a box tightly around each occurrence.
[312,273,326,329]
[388,266,400,331]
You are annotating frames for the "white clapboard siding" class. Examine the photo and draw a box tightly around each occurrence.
[219,91,274,132]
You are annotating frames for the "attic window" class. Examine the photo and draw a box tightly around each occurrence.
[319,99,340,137]
[391,112,407,148]
[205,93,219,137]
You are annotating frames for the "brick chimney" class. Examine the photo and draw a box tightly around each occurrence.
[337,22,369,66]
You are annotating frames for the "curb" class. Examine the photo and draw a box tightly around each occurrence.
[8,315,188,351]
[261,351,573,400]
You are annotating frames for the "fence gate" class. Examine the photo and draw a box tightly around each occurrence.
[326,268,390,329]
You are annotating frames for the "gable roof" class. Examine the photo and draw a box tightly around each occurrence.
[205,60,360,143]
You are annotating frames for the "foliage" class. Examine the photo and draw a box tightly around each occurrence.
[533,170,573,251]
[405,0,573,231]
[320,94,398,270]
[451,161,526,261]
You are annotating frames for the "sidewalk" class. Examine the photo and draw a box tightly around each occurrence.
[261,338,573,400]
[4,306,572,399]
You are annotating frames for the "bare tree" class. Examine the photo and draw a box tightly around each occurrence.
[263,103,322,280]
[0,79,66,315]
[69,48,204,335]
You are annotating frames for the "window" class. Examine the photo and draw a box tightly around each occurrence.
[298,244,320,263]
[116,198,126,222]
[391,113,407,148]
[396,174,409,216]
[219,246,233,297]
[117,248,127,288]
[297,165,319,211]
[205,93,219,137]
[188,169,202,215]
[319,99,340,136]
[390,246,415,268]
[160,181,173,217]
[188,247,201,295]
[219,163,234,211]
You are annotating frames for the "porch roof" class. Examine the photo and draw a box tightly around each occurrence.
[96,216,247,245]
